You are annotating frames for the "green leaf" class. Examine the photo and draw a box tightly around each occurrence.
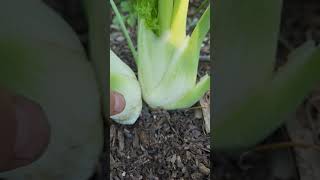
[120,1,131,12]
[214,41,320,150]
[133,0,159,34]
[213,0,283,120]
[166,75,210,109]
[110,0,138,60]
[127,15,137,27]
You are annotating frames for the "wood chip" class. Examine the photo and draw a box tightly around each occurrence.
[110,155,115,168]
[198,163,210,175]
[116,36,125,42]
[191,172,203,179]
[186,151,192,160]
[177,156,184,168]
[123,128,132,139]
[194,109,203,119]
[170,154,177,164]
[200,92,210,133]
[133,129,140,148]
[138,130,149,146]
[118,130,125,152]
[110,125,116,146]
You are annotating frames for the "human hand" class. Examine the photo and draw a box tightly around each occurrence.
[0,89,125,172]
[0,88,50,172]
[110,91,125,116]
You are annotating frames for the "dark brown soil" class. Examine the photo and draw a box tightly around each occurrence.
[109,108,210,179]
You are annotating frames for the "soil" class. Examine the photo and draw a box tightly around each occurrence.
[109,108,210,179]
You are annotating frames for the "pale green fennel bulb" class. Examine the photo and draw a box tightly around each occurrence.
[110,50,142,124]
[136,0,210,109]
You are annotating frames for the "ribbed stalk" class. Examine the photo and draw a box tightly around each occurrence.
[158,0,173,35]
[170,0,189,46]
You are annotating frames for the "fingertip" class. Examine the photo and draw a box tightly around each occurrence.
[111,92,125,115]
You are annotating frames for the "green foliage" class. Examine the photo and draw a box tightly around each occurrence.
[112,0,137,28]
[132,0,159,34]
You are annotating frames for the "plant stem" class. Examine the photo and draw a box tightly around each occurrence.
[110,0,138,61]
[158,0,173,35]
[170,0,189,46]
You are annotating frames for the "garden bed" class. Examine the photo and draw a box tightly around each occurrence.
[110,0,211,179]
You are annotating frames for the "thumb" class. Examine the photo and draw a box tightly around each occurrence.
[110,91,125,116]
[0,88,50,172]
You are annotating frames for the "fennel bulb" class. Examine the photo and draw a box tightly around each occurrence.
[110,50,142,124]
[111,0,211,110]
[136,0,210,109]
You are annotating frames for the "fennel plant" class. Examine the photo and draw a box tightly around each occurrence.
[110,0,211,114]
